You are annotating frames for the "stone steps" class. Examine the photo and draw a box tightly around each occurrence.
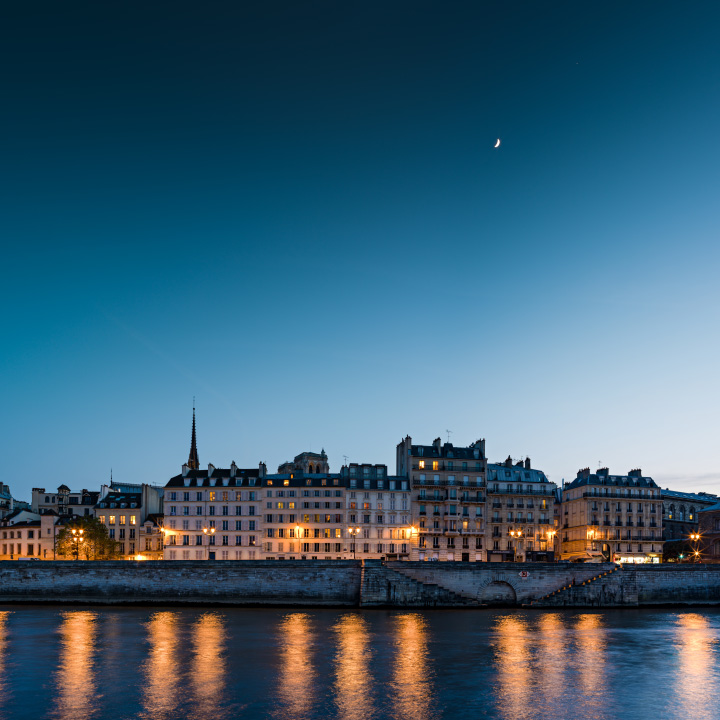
[360,563,480,607]
[528,566,624,607]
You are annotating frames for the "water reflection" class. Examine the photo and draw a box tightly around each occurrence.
[140,612,182,719]
[53,611,97,720]
[190,613,227,720]
[275,613,316,717]
[674,613,718,720]
[537,613,566,710]
[392,613,433,720]
[0,612,10,717]
[495,615,533,720]
[575,613,606,704]
[333,614,374,719]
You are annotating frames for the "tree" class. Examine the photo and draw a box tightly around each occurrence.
[56,516,120,560]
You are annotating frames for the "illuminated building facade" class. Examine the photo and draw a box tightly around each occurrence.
[163,461,265,560]
[397,436,487,561]
[342,464,414,560]
[561,468,663,563]
[94,483,162,559]
[661,489,718,541]
[486,458,558,562]
[698,502,720,563]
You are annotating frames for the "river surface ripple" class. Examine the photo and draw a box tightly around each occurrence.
[0,606,719,720]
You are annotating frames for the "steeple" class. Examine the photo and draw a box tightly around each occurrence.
[188,401,199,470]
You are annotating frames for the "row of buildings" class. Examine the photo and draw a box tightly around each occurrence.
[2,413,720,564]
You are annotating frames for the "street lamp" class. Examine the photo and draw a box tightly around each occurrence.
[547,529,557,562]
[202,526,216,560]
[509,528,523,561]
[689,532,701,563]
[347,526,361,560]
[70,527,84,561]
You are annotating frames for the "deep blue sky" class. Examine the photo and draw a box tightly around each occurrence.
[2,1,719,500]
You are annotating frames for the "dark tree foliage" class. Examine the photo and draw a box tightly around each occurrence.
[56,516,120,560]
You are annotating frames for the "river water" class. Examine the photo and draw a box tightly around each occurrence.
[0,606,718,720]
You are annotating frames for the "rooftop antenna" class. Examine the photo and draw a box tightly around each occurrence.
[446,429,453,443]
[343,455,349,466]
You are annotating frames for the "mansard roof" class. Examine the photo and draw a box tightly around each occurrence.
[565,469,658,490]
[166,467,260,488]
[410,442,484,460]
[95,491,142,509]
[660,489,718,504]
[487,463,550,484]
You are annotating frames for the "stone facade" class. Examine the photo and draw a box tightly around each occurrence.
[561,467,663,563]
[661,489,717,541]
[31,485,99,518]
[698,502,720,563]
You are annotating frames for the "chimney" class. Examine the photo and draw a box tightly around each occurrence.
[504,456,513,468]
[524,457,531,470]
[182,463,190,477]
[230,461,237,478]
[208,463,215,475]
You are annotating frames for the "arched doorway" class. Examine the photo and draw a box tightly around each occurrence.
[479,581,517,606]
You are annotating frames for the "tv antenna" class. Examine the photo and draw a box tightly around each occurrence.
[343,455,349,466]
[446,429,453,443]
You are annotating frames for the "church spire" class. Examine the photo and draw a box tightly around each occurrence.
[188,400,199,470]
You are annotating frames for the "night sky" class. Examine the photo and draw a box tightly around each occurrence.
[2,1,720,499]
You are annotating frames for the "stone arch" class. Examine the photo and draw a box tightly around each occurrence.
[476,573,520,606]
[479,581,517,606]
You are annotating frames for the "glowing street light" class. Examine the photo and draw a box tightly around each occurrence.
[347,526,361,560]
[509,528,523,562]
[70,527,84,561]
[202,526,216,560]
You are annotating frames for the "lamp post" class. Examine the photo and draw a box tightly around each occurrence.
[202,526,216,560]
[689,532,701,563]
[546,529,557,562]
[348,526,361,560]
[509,528,523,561]
[71,527,84,561]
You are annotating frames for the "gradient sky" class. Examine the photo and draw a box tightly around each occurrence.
[2,1,720,500]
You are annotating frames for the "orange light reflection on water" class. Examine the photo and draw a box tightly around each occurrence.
[333,614,374,720]
[537,613,566,710]
[674,613,719,720]
[495,614,533,720]
[140,612,181,720]
[191,612,227,720]
[53,611,97,720]
[276,613,316,718]
[392,613,433,720]
[575,613,606,703]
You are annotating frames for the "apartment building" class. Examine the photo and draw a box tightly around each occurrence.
[661,489,718,541]
[31,485,99,518]
[561,467,663,563]
[486,458,558,562]
[397,436,487,561]
[262,472,346,559]
[95,483,162,559]
[342,463,414,560]
[163,461,265,560]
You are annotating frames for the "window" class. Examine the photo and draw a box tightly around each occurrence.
[109,515,116,524]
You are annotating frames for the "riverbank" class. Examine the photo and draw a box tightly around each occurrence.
[1,559,719,607]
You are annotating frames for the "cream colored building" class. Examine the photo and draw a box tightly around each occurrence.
[163,462,265,560]
[95,482,162,559]
[343,464,414,560]
[397,436,487,561]
[561,467,663,563]
[486,458,558,562]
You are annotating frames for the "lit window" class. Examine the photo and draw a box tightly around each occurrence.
[284,479,289,486]
[209,491,216,501]
[130,515,136,525]
[433,461,439,470]
[109,515,116,524]
[419,460,425,469]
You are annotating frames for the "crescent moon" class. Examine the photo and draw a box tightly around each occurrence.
[494,139,501,148]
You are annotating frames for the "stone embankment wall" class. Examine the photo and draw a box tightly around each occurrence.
[0,560,361,606]
[1,560,719,607]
